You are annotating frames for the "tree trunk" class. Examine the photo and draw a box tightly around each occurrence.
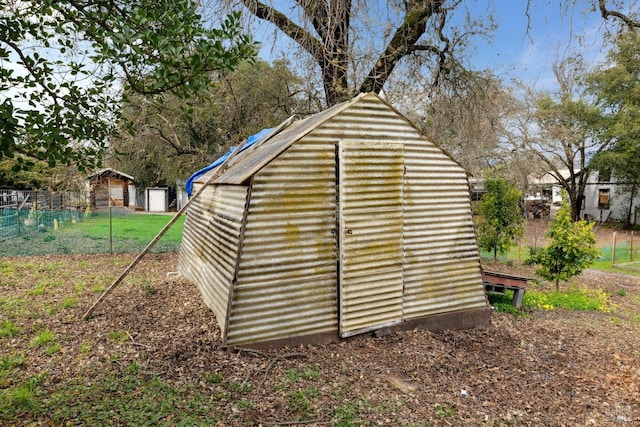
[627,183,637,226]
[239,0,448,107]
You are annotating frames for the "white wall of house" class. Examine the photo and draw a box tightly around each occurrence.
[530,170,640,224]
[581,172,640,224]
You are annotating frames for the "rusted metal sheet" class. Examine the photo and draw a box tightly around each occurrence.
[225,142,338,346]
[180,92,488,346]
[178,184,248,332]
[197,96,369,186]
[402,142,487,319]
[338,141,404,337]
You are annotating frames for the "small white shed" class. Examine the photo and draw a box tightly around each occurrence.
[145,187,168,212]
[178,93,490,348]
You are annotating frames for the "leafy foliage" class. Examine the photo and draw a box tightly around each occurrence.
[528,196,600,291]
[523,287,612,312]
[585,30,640,225]
[524,56,607,222]
[477,172,524,262]
[0,1,257,171]
[109,59,304,189]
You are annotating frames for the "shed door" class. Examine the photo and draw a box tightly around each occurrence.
[147,189,167,212]
[338,141,404,337]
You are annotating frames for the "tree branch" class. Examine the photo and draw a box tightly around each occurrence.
[359,0,445,94]
[241,0,325,63]
[598,0,640,28]
[295,0,329,41]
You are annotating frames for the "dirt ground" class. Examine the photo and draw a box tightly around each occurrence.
[2,223,640,426]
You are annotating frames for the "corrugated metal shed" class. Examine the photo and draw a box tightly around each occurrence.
[178,92,490,348]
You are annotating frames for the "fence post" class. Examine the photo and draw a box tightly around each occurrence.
[631,231,634,263]
[16,192,20,237]
[109,207,113,255]
[612,231,617,265]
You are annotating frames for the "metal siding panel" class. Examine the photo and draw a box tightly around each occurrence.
[339,141,404,337]
[185,94,488,345]
[226,143,338,346]
[403,142,487,319]
[208,95,372,185]
[177,184,248,333]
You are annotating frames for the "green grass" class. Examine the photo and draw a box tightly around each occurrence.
[286,387,319,420]
[0,320,21,338]
[0,369,219,425]
[285,364,322,382]
[482,241,640,277]
[79,213,184,243]
[0,297,27,317]
[0,212,184,256]
[0,353,26,374]
[486,292,528,316]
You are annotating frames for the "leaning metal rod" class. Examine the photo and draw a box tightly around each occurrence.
[82,155,235,321]
[82,119,294,320]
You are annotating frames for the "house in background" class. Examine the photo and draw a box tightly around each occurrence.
[583,171,640,224]
[87,168,136,211]
[178,92,490,348]
[529,169,640,224]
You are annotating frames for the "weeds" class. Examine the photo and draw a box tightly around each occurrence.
[106,330,129,345]
[285,364,322,382]
[29,330,57,348]
[487,292,528,317]
[203,372,223,384]
[435,403,456,418]
[61,297,78,309]
[0,353,26,372]
[287,387,319,419]
[490,286,613,315]
[524,287,613,311]
[0,296,27,317]
[0,319,21,338]
[79,342,92,354]
[0,369,216,425]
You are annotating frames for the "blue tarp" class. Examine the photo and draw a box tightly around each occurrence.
[185,128,274,196]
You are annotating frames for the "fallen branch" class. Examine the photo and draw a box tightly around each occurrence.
[234,347,306,387]
[126,330,156,350]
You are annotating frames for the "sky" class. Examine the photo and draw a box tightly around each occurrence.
[473,1,610,91]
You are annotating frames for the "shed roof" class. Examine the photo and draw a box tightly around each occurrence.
[196,92,425,186]
[87,168,135,183]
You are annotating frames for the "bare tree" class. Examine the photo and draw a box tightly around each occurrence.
[217,0,494,106]
[419,70,522,177]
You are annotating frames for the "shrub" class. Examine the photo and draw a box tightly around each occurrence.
[477,172,524,262]
[527,195,600,291]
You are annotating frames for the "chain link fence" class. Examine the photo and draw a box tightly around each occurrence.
[1,190,183,257]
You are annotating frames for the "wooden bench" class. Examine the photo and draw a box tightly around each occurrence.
[482,270,534,309]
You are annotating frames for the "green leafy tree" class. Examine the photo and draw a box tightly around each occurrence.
[1,1,257,171]
[519,56,608,222]
[585,30,640,225]
[109,59,304,189]
[477,172,524,262]
[528,195,600,292]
